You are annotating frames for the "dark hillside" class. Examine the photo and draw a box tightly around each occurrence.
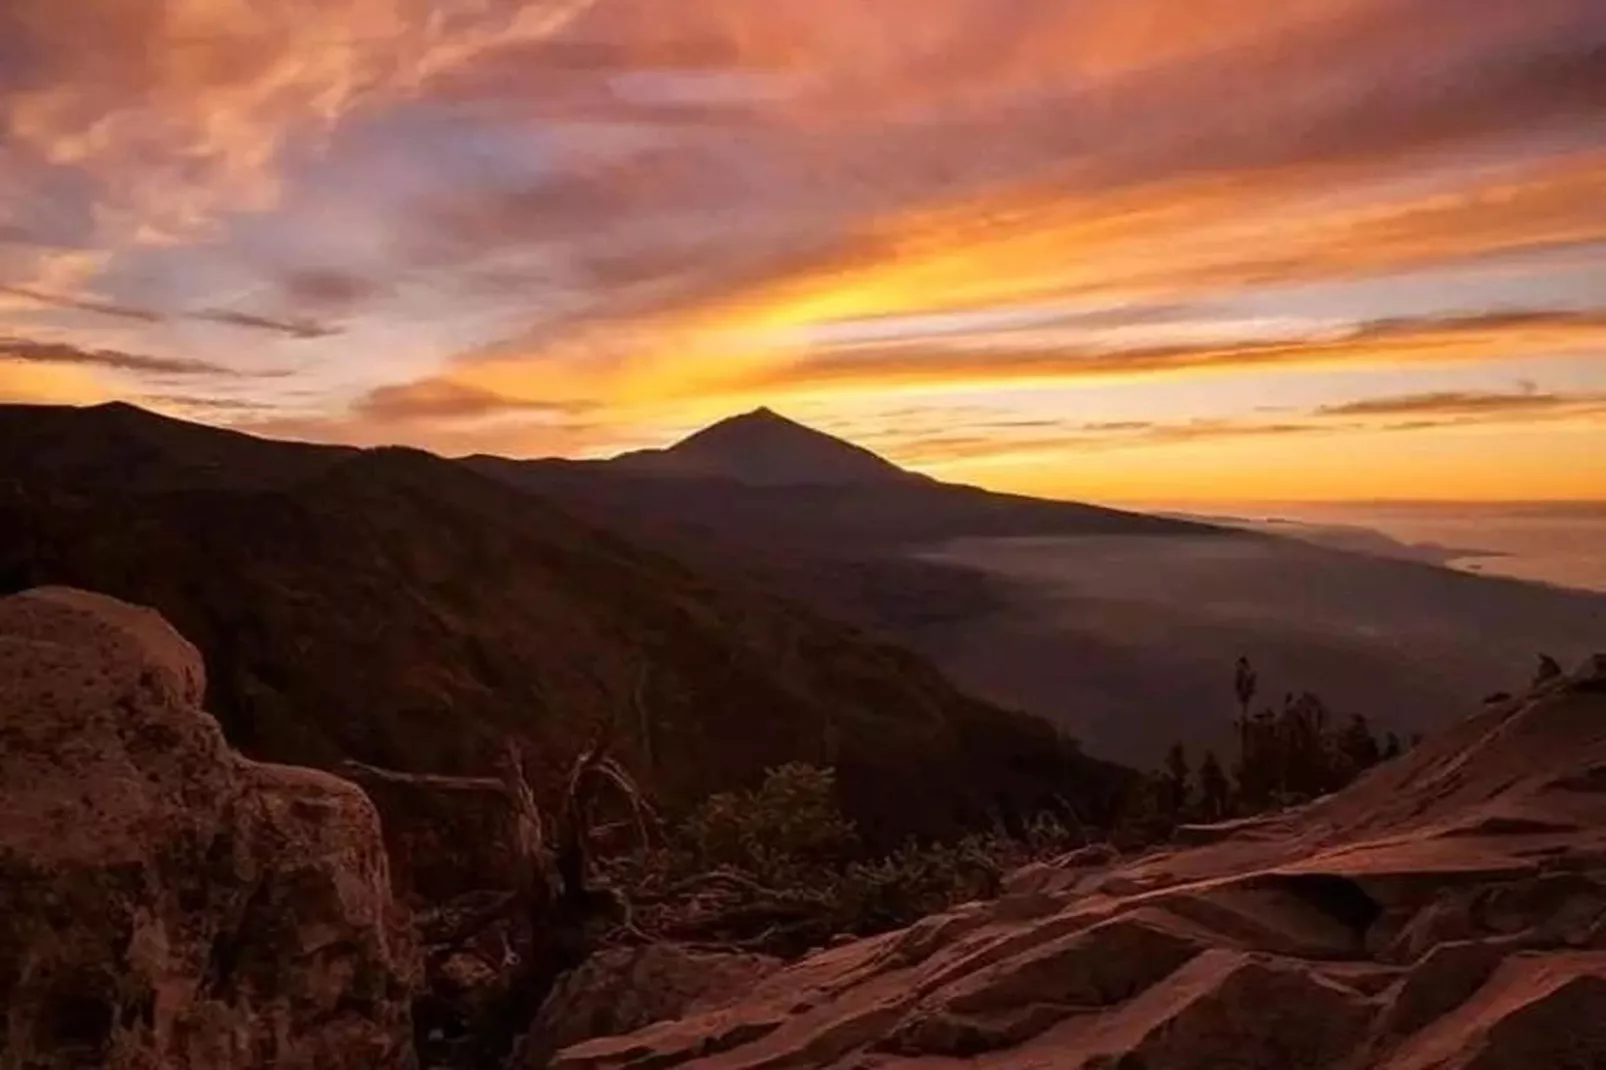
[0,402,1134,845]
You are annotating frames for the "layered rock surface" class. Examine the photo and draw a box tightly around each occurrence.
[516,946,781,1067]
[0,587,416,1069]
[555,659,1606,1070]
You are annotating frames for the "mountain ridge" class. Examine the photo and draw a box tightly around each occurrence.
[12,401,1601,770]
[466,405,1223,551]
[0,400,1135,845]
[463,409,1606,765]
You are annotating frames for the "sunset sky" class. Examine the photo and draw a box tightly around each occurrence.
[2,0,1603,501]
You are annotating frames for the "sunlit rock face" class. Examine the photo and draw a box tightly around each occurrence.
[512,945,783,1068]
[552,657,1606,1070]
[0,587,417,1070]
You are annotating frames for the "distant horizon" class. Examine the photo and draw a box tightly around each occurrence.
[20,397,1606,508]
[1095,498,1606,509]
[1116,499,1606,594]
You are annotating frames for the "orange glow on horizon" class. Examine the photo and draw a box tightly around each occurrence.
[928,421,1606,504]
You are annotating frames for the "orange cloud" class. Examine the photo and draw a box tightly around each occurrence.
[12,0,1598,292]
[355,379,593,422]
[1316,388,1606,421]
[283,301,1606,471]
[616,310,1606,407]
[424,149,1606,422]
[850,388,1606,470]
[1,0,606,244]
[5,0,1604,506]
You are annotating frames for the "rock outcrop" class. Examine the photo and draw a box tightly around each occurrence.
[515,945,781,1067]
[553,657,1606,1070]
[0,587,416,1070]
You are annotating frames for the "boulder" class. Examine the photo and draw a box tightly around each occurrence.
[0,588,416,1069]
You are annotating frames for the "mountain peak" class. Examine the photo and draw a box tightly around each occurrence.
[688,405,811,439]
[613,407,918,487]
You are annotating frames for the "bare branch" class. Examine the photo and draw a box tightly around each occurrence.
[339,759,506,794]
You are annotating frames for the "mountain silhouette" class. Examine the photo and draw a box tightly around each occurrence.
[612,406,921,486]
[0,400,1133,846]
[471,409,1606,765]
[472,409,1213,552]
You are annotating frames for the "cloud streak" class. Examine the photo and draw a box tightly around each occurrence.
[1318,389,1606,430]
[1,285,339,338]
[0,285,163,323]
[190,310,340,340]
[873,389,1606,468]
[354,379,594,422]
[0,336,233,377]
[721,310,1606,401]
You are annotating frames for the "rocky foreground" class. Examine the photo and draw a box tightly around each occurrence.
[0,587,415,1068]
[4,586,1606,1069]
[558,659,1606,1070]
